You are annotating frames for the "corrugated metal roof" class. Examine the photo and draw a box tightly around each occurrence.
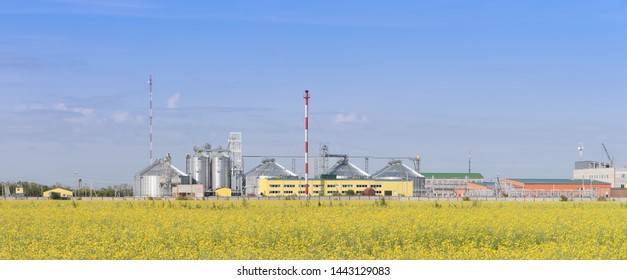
[422,173,484,180]
[467,183,492,190]
[137,155,186,177]
[326,158,369,178]
[372,160,423,179]
[245,158,297,178]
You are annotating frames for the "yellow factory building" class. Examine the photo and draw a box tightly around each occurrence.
[43,188,73,198]
[257,177,414,197]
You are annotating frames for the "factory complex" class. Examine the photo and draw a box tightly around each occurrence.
[134,136,424,199]
[132,131,627,199]
[132,91,627,200]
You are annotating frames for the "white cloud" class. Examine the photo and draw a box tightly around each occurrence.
[333,111,368,126]
[52,103,67,111]
[15,102,94,117]
[167,92,181,109]
[72,107,93,116]
[15,103,46,112]
[112,111,129,123]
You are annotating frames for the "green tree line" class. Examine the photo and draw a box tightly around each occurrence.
[1,181,133,197]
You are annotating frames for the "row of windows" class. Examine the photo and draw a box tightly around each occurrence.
[326,191,368,194]
[270,190,308,194]
[588,175,611,179]
[267,190,396,196]
[312,191,365,195]
[325,185,357,188]
[270,184,383,189]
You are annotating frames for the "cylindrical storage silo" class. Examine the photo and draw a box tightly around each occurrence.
[189,153,211,189]
[188,155,201,183]
[134,174,161,197]
[212,152,231,190]
[134,155,187,198]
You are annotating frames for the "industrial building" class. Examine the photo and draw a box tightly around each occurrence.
[422,173,484,197]
[133,153,186,198]
[463,182,495,197]
[570,144,627,198]
[500,178,611,198]
[135,143,425,198]
[573,161,627,189]
[43,188,73,198]
[130,86,627,199]
[171,184,205,199]
[372,160,425,196]
[184,132,244,196]
[250,158,422,197]
[257,177,414,197]
[133,132,244,198]
[244,158,297,196]
[131,88,428,198]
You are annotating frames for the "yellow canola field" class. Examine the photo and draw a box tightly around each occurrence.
[0,200,626,260]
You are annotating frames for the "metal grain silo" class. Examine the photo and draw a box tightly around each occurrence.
[134,171,161,197]
[372,160,425,197]
[211,151,231,190]
[325,157,370,179]
[134,154,186,198]
[244,158,297,195]
[188,151,211,190]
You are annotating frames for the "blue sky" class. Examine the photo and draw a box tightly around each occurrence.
[2,0,627,187]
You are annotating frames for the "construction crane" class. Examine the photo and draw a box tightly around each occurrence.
[602,143,615,167]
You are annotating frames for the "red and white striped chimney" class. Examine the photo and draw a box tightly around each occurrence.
[304,90,310,195]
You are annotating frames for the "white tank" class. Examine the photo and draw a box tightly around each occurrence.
[212,152,231,190]
[189,153,211,189]
[134,174,162,197]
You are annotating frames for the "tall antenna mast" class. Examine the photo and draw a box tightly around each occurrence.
[149,75,153,164]
[304,90,310,195]
[468,151,472,174]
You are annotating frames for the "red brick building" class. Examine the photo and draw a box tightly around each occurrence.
[501,178,611,197]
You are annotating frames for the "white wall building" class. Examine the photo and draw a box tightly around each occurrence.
[573,161,627,189]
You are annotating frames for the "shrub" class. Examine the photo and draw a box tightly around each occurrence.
[375,197,387,207]
[560,195,569,202]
